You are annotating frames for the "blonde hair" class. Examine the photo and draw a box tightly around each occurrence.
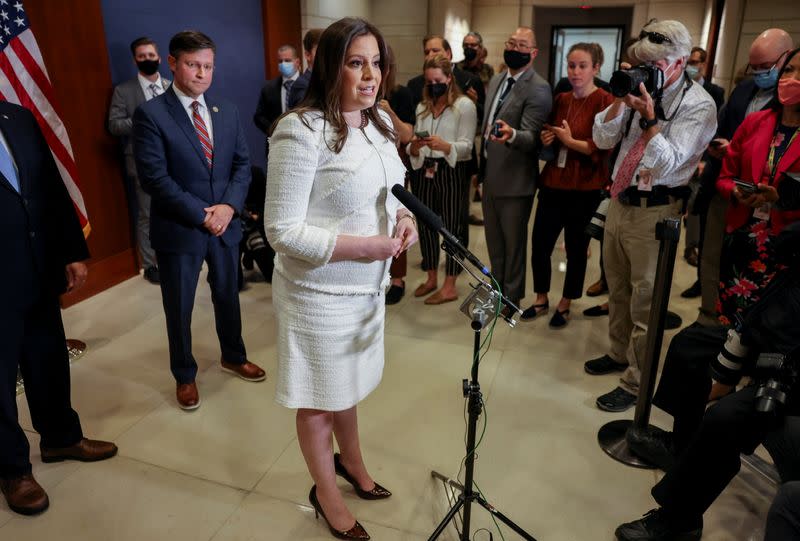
[418,54,463,118]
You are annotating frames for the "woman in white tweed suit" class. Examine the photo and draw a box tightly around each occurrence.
[265,18,418,540]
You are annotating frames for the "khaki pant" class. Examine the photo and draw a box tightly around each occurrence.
[696,193,728,328]
[603,198,683,395]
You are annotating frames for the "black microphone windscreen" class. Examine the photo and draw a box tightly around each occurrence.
[391,184,444,230]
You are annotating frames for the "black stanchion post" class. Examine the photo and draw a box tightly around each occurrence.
[597,217,681,468]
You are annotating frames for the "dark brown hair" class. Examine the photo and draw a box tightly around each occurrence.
[294,17,395,153]
[691,46,707,63]
[422,34,451,54]
[419,54,463,118]
[169,31,216,59]
[568,42,604,67]
[303,28,324,54]
[130,36,157,56]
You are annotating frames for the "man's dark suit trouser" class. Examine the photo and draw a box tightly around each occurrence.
[652,386,800,520]
[157,237,247,385]
[0,287,83,479]
[482,191,534,302]
[767,481,800,539]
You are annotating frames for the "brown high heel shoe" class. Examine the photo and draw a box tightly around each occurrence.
[308,485,370,540]
[334,453,392,500]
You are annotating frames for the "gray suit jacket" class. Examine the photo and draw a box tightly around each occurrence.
[108,76,171,173]
[482,68,552,197]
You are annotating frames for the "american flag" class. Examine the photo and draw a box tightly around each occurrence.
[0,0,89,235]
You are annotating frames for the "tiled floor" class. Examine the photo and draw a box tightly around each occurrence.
[4,208,776,540]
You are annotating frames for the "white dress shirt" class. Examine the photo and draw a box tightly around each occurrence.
[281,71,300,113]
[138,73,166,101]
[484,67,529,144]
[593,76,718,188]
[407,96,477,170]
[173,85,213,144]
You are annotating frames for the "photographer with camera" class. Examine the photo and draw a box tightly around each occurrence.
[628,47,800,473]
[585,20,718,412]
[614,223,800,541]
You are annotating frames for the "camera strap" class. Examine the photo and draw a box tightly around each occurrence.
[656,72,692,122]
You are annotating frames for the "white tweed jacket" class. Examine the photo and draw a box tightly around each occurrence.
[265,110,407,295]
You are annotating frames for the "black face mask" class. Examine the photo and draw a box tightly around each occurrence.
[136,59,160,76]
[463,47,478,62]
[503,49,530,70]
[427,82,448,99]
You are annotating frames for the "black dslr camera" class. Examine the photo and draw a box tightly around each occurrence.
[752,353,798,414]
[609,64,665,98]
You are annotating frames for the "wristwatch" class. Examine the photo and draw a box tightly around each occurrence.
[639,116,658,130]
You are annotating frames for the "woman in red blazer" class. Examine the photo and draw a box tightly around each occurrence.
[716,47,800,326]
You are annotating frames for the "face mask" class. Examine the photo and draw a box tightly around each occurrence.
[463,47,478,62]
[753,66,779,90]
[778,77,800,106]
[278,60,297,78]
[504,49,531,70]
[685,65,700,80]
[427,82,448,99]
[136,59,160,76]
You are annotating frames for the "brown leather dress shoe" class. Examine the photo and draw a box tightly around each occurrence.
[586,279,608,297]
[0,474,49,515]
[177,382,201,410]
[221,360,266,382]
[41,438,118,463]
[414,282,436,297]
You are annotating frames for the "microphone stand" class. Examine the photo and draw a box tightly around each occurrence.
[427,241,536,541]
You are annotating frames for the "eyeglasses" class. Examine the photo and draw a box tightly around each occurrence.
[745,50,790,75]
[639,30,673,45]
[505,40,534,52]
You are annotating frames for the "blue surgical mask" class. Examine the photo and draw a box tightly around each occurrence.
[278,60,297,78]
[685,65,700,80]
[753,66,779,89]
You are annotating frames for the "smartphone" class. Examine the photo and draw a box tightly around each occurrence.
[414,130,430,139]
[733,178,760,195]
[491,122,502,138]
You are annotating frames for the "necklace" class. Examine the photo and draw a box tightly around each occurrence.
[359,109,368,129]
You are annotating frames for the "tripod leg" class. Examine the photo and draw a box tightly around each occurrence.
[428,497,465,541]
[474,494,538,541]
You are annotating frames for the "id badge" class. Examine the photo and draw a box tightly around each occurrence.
[754,203,771,221]
[425,160,438,179]
[637,169,653,192]
[557,147,568,168]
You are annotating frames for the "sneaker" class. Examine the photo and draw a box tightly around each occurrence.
[584,354,627,375]
[615,508,702,541]
[627,427,677,471]
[596,386,637,412]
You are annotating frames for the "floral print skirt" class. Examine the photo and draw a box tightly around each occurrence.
[717,218,780,327]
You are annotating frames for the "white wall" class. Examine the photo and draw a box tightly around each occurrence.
[372,0,429,85]
[300,0,372,65]
[429,0,473,62]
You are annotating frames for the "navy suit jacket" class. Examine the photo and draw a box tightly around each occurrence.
[133,86,251,255]
[0,100,89,304]
[287,69,311,109]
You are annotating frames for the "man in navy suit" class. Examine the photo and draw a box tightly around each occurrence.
[286,28,323,109]
[133,31,266,411]
[0,101,117,516]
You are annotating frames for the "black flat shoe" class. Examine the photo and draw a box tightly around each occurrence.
[309,485,370,540]
[333,453,391,500]
[549,309,569,329]
[385,282,405,305]
[680,281,701,298]
[583,305,609,317]
[520,302,549,321]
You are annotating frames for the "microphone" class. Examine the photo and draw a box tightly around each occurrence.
[391,184,490,276]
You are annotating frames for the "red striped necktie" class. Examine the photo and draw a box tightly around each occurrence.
[191,101,213,168]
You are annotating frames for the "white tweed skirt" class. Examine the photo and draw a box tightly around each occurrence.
[272,271,385,411]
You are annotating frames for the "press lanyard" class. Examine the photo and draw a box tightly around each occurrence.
[767,126,800,182]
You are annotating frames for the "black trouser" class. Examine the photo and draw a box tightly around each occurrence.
[766,481,800,540]
[531,188,601,299]
[0,291,83,479]
[411,159,470,276]
[653,386,800,520]
[652,324,728,450]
